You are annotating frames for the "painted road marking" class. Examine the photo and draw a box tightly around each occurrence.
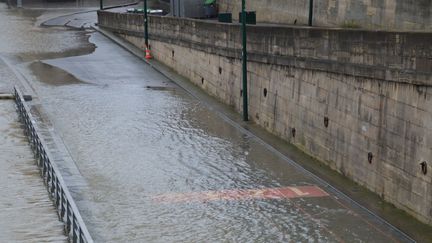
[153,186,329,203]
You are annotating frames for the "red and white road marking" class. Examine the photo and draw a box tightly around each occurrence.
[152,186,329,203]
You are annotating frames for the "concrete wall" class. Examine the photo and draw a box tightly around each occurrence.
[218,0,432,31]
[98,11,432,225]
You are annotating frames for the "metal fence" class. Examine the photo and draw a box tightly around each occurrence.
[14,87,94,243]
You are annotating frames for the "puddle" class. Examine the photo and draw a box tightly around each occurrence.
[29,61,89,86]
[14,31,96,63]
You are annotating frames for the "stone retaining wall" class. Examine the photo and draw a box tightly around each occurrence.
[98,11,432,225]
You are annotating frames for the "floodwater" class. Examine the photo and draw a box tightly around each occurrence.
[0,2,417,243]
[0,101,67,242]
[22,30,413,243]
[0,3,91,242]
[0,5,93,57]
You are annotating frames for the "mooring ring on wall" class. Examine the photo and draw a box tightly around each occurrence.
[368,152,373,164]
[324,116,329,128]
[420,161,427,175]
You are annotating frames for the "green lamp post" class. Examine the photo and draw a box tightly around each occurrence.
[241,0,249,121]
[308,0,314,26]
[144,0,149,47]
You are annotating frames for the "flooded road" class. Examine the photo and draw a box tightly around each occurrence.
[0,2,93,242]
[0,6,93,57]
[0,2,417,243]
[0,101,67,242]
[20,33,413,243]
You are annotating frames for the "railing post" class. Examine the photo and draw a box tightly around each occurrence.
[51,168,55,192]
[61,191,66,219]
[56,180,60,208]
[47,165,52,192]
[42,154,47,180]
[72,215,77,243]
[66,203,71,234]
[79,228,84,243]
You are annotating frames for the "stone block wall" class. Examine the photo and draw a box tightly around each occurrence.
[98,11,432,225]
[218,0,432,31]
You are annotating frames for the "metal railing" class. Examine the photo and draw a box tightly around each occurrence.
[14,87,94,243]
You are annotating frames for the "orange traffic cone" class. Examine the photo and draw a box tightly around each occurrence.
[145,45,152,59]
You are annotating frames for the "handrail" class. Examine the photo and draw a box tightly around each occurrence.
[14,87,94,243]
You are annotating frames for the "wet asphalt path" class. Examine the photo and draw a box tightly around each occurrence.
[0,3,416,242]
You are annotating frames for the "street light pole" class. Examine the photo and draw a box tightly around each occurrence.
[100,0,103,10]
[308,0,314,26]
[241,0,249,121]
[144,0,149,48]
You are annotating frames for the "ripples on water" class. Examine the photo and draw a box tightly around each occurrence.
[35,66,401,242]
[0,4,97,242]
[0,5,411,241]
[43,86,331,242]
[0,102,66,242]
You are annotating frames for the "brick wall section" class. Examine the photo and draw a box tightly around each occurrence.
[218,0,432,31]
[98,11,432,225]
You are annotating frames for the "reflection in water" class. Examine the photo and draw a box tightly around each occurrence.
[0,4,94,241]
[29,61,89,86]
[0,101,66,242]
